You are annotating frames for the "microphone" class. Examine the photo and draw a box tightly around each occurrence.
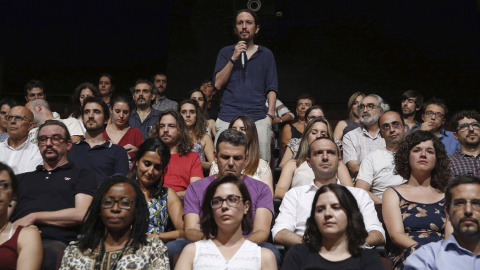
[240,38,247,69]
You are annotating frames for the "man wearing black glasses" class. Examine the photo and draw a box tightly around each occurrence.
[449,110,480,178]
[10,120,97,270]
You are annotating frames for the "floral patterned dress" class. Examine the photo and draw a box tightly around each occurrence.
[387,187,446,270]
[147,187,169,234]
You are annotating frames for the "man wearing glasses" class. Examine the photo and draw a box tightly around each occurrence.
[420,97,460,155]
[10,120,97,270]
[342,94,390,178]
[129,79,161,140]
[448,110,480,178]
[0,106,42,174]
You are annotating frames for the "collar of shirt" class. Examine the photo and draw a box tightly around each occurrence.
[361,127,381,139]
[305,178,341,193]
[75,138,113,149]
[229,45,264,61]
[443,234,480,256]
[35,162,74,172]
[439,127,450,138]
[4,138,30,150]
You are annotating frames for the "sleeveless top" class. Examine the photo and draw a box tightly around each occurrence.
[291,161,315,188]
[342,120,362,137]
[0,225,23,270]
[289,123,302,139]
[147,187,170,234]
[192,141,206,162]
[193,239,261,270]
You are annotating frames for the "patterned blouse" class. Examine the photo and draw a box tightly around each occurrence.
[147,187,169,234]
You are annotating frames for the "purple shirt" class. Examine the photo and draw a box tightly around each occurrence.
[183,174,274,236]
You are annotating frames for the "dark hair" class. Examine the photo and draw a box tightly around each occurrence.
[445,175,480,209]
[131,79,154,94]
[305,105,324,120]
[149,110,193,156]
[0,162,18,197]
[99,73,115,88]
[423,97,448,117]
[37,119,72,142]
[178,99,208,141]
[200,174,253,239]
[450,110,480,131]
[307,136,339,159]
[81,96,110,126]
[233,9,261,28]
[297,117,334,166]
[24,79,45,95]
[401,90,424,110]
[347,92,365,121]
[189,89,208,113]
[215,129,248,154]
[151,72,167,83]
[303,184,367,256]
[78,176,149,252]
[297,94,315,107]
[378,111,405,127]
[228,115,259,176]
[0,98,18,110]
[110,95,134,127]
[128,138,170,199]
[394,130,451,192]
[71,82,102,118]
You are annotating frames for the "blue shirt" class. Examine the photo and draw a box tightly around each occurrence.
[68,140,129,186]
[213,45,278,122]
[404,235,480,269]
[439,128,460,155]
[129,108,161,140]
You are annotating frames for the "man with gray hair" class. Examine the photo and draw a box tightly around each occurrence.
[343,94,389,178]
[128,79,161,139]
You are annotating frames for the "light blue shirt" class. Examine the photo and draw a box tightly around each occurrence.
[404,235,480,270]
[438,128,460,155]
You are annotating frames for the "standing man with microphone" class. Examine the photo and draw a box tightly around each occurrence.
[213,9,278,164]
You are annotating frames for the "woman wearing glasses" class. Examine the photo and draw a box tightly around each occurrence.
[59,176,170,269]
[0,162,42,270]
[175,175,277,270]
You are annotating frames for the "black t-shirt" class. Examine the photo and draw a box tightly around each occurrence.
[282,244,384,270]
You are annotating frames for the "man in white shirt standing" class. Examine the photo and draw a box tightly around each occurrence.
[272,137,385,249]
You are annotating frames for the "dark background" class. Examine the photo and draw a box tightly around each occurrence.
[1,0,479,121]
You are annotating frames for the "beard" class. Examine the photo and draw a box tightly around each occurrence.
[402,108,416,118]
[359,111,381,126]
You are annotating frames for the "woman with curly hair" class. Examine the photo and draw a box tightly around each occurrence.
[282,184,383,269]
[383,130,453,269]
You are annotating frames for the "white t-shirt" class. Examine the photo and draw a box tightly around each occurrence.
[0,139,43,174]
[193,239,261,270]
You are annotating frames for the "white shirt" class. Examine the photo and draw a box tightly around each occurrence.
[0,138,43,174]
[357,148,407,198]
[271,182,385,241]
[343,126,386,165]
[28,118,84,144]
[193,239,261,270]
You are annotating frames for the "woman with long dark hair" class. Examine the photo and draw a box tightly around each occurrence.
[98,73,115,106]
[189,89,216,139]
[70,82,102,121]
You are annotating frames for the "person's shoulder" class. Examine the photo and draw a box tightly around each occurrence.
[243,175,268,188]
[190,175,215,189]
[146,237,166,248]
[345,186,370,198]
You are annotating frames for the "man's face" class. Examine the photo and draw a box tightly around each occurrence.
[234,12,259,41]
[454,117,480,148]
[422,104,445,132]
[6,106,34,140]
[307,139,339,181]
[447,184,480,238]
[25,87,45,102]
[154,75,167,94]
[82,102,107,132]
[158,115,179,146]
[401,97,418,117]
[38,124,72,163]
[359,96,381,126]
[379,112,406,146]
[133,83,155,108]
[215,142,247,179]
[0,104,11,132]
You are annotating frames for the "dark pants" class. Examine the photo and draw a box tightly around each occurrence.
[42,239,67,270]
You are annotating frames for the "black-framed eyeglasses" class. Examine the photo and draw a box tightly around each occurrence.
[457,122,480,132]
[4,115,32,122]
[38,135,66,146]
[359,103,378,111]
[380,121,403,131]
[102,198,135,209]
[0,182,12,191]
[211,195,243,209]
[424,110,444,119]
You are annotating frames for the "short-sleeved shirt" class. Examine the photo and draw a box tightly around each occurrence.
[163,152,203,192]
[129,108,161,140]
[213,45,278,122]
[438,128,461,155]
[183,174,274,237]
[0,138,43,174]
[342,126,386,165]
[11,163,97,243]
[152,96,178,112]
[68,139,129,186]
[448,150,480,178]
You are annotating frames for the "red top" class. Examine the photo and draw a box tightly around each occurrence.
[104,127,144,160]
[164,152,204,192]
[0,226,23,270]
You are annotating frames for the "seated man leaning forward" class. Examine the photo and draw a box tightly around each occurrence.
[272,137,385,249]
[182,129,281,266]
[404,175,480,269]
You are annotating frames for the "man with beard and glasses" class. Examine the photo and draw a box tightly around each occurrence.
[401,90,423,135]
[129,79,161,140]
[342,94,389,178]
[448,110,480,178]
[69,96,128,186]
[355,111,408,204]
[11,120,97,270]
[405,175,480,269]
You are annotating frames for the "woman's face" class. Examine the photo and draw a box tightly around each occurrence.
[190,91,205,108]
[200,81,215,100]
[0,170,13,214]
[79,89,94,106]
[212,183,249,230]
[409,140,437,174]
[101,183,136,233]
[136,151,163,189]
[296,99,313,119]
[180,103,197,128]
[307,122,328,144]
[99,76,113,97]
[315,191,347,238]
[306,109,325,123]
[111,102,131,128]
[231,119,246,134]
[352,95,364,118]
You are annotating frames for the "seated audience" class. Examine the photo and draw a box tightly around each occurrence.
[189,89,216,139]
[0,98,17,142]
[265,98,294,126]
[176,175,277,270]
[98,73,115,106]
[0,162,42,270]
[178,99,215,171]
[152,72,178,111]
[275,117,352,199]
[404,175,480,269]
[59,176,170,269]
[383,130,453,269]
[333,91,365,143]
[281,94,314,152]
[199,78,220,120]
[70,82,102,125]
[400,90,423,135]
[210,115,274,195]
[24,80,61,119]
[281,184,384,269]
[129,79,161,140]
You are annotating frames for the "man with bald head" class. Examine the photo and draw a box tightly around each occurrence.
[0,106,43,174]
